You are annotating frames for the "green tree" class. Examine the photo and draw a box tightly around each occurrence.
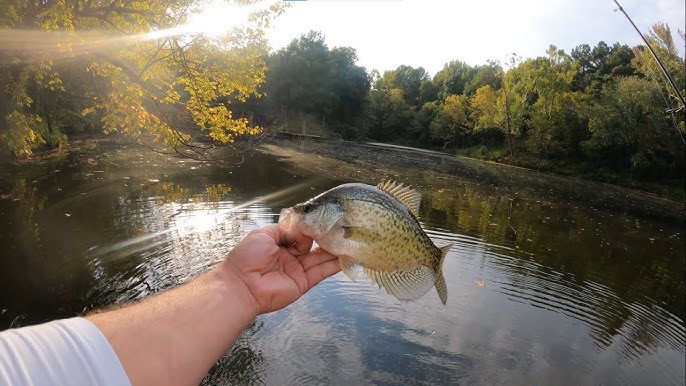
[264,32,370,137]
[375,65,430,106]
[265,31,337,122]
[367,87,414,142]
[582,76,683,180]
[411,101,439,146]
[430,94,469,148]
[433,60,478,99]
[418,79,439,105]
[366,65,431,143]
[329,46,371,128]
[571,41,635,95]
[631,23,685,123]
[464,61,504,96]
[513,46,583,158]
[470,82,524,160]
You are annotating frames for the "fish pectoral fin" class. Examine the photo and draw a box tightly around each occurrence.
[342,226,377,243]
[339,256,360,282]
[362,265,436,302]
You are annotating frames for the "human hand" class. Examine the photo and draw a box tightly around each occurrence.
[221,224,341,315]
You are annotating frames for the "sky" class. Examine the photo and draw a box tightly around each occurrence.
[264,0,685,76]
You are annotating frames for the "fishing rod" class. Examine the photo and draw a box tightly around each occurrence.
[612,0,685,113]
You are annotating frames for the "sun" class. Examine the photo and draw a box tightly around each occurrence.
[183,0,257,37]
[139,0,274,42]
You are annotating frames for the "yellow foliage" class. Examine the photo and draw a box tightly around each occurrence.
[1,0,278,157]
[37,0,75,32]
[1,111,46,157]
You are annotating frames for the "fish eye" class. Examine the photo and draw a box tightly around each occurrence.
[303,203,314,213]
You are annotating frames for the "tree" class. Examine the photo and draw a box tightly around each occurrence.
[464,61,504,96]
[265,31,337,122]
[631,23,685,123]
[571,41,635,95]
[375,65,430,107]
[512,47,583,158]
[410,101,438,146]
[0,0,280,157]
[433,60,477,99]
[470,83,524,160]
[430,94,469,149]
[418,79,439,105]
[367,87,414,142]
[264,32,370,137]
[329,46,371,126]
[582,76,683,180]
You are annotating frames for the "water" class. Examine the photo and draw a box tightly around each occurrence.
[0,138,683,385]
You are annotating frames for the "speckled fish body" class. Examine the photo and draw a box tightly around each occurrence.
[279,181,449,304]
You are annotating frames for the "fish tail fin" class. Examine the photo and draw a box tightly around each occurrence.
[434,244,451,305]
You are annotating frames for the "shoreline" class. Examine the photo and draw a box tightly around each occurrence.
[2,134,684,223]
[260,138,685,224]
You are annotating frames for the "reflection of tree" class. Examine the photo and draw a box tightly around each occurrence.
[0,179,48,327]
[8,180,48,265]
[201,320,265,386]
[206,184,232,204]
[156,182,189,204]
[420,180,685,359]
[0,173,95,328]
[11,179,47,224]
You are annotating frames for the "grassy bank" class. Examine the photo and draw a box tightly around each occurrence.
[454,144,684,202]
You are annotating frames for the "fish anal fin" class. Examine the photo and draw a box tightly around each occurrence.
[376,181,422,217]
[362,265,436,302]
[339,256,359,282]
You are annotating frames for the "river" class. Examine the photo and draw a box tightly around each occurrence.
[0,138,683,385]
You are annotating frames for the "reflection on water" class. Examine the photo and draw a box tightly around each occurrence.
[0,139,683,385]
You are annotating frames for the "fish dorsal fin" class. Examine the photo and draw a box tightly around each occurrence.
[376,181,422,216]
[363,265,436,302]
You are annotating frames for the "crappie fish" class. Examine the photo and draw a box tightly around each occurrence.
[279,181,450,304]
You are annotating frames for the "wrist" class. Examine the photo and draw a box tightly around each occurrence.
[213,260,261,321]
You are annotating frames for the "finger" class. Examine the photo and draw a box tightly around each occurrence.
[275,223,309,251]
[304,258,342,290]
[298,248,338,271]
[255,224,280,243]
[286,233,313,256]
[277,223,296,244]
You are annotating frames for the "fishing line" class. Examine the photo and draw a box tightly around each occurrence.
[612,0,686,146]
[648,72,686,144]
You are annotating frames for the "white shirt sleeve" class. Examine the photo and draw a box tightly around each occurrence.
[0,317,131,386]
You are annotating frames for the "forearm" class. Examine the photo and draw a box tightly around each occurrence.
[87,261,258,386]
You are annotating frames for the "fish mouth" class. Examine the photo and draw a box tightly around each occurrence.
[278,207,300,229]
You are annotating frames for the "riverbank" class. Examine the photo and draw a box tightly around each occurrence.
[261,138,685,224]
[453,144,685,202]
[3,133,683,224]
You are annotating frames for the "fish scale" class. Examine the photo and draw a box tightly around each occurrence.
[279,181,450,304]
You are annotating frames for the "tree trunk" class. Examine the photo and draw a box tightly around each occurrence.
[504,93,515,160]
